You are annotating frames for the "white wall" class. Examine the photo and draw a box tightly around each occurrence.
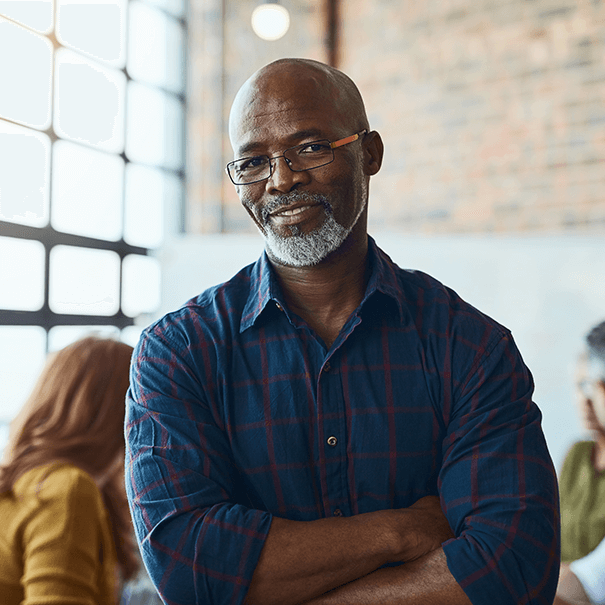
[159,231,605,471]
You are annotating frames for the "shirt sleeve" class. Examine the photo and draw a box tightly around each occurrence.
[440,330,561,605]
[22,467,112,605]
[570,537,605,604]
[125,323,272,605]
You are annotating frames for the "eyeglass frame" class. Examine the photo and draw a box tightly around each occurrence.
[225,129,368,186]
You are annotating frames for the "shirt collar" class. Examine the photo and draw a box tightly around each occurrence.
[240,236,405,333]
[363,236,405,322]
[240,249,275,332]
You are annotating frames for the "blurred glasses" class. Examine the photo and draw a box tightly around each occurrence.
[226,129,367,186]
[578,379,596,401]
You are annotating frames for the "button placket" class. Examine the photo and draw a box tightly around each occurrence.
[318,353,347,521]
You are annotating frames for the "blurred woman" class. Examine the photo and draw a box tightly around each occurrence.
[559,319,605,563]
[0,336,139,605]
[555,320,605,605]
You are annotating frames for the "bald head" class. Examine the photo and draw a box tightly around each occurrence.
[228,59,370,150]
[226,59,384,268]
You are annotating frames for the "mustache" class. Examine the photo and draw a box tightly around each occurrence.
[260,192,332,224]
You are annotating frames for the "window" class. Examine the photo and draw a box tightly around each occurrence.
[0,0,187,452]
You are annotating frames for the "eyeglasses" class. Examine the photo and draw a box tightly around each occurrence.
[226,129,367,186]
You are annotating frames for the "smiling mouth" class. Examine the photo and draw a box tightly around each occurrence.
[268,204,324,227]
[272,205,314,217]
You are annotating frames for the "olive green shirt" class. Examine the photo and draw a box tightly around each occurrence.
[560,441,605,562]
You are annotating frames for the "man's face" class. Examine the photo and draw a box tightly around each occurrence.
[229,74,369,267]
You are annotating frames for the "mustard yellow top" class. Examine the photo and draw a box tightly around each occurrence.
[0,463,119,605]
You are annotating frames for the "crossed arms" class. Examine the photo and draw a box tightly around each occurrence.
[245,496,469,605]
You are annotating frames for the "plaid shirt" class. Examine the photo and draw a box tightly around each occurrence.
[126,236,560,605]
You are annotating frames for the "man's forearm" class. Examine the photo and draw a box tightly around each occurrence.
[244,497,454,605]
[302,548,471,605]
[244,511,398,605]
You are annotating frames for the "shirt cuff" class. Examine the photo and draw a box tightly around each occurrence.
[570,538,605,605]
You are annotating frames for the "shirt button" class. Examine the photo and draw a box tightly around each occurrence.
[327,436,337,447]
[323,362,331,372]
[333,509,343,517]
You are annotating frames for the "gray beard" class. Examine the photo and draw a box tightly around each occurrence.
[254,191,362,267]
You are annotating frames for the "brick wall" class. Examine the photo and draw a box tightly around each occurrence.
[340,0,605,233]
[187,0,605,234]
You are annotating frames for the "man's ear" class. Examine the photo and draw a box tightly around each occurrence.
[362,131,384,176]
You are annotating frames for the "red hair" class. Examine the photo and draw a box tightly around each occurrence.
[0,336,139,580]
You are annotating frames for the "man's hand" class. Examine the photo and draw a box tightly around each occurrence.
[389,496,455,563]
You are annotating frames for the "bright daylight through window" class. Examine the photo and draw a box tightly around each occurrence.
[0,0,187,454]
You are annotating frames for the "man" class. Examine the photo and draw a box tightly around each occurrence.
[126,59,560,605]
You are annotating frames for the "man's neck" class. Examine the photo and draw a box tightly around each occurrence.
[269,232,370,347]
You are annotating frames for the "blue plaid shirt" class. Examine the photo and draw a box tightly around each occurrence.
[125,236,560,605]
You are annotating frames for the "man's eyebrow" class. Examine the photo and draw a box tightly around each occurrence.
[237,129,326,157]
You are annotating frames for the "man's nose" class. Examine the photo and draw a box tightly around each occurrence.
[265,155,310,193]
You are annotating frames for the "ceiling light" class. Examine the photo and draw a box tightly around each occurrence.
[251,2,290,41]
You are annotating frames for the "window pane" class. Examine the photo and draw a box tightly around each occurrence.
[0,326,46,422]
[124,164,170,248]
[54,48,126,153]
[0,18,53,129]
[122,324,143,348]
[49,245,120,315]
[51,140,123,240]
[126,82,183,170]
[0,120,50,227]
[0,0,53,33]
[48,325,120,351]
[144,0,185,18]
[0,237,45,311]
[57,0,126,68]
[128,1,185,94]
[122,254,161,317]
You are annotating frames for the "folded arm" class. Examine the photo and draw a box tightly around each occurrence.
[302,547,469,605]
[245,496,455,605]
[435,331,560,604]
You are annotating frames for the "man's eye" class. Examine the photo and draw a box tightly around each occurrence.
[239,156,268,171]
[298,142,330,154]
